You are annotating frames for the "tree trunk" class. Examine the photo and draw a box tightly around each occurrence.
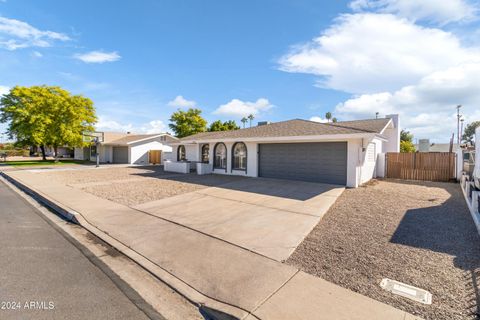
[40,145,47,160]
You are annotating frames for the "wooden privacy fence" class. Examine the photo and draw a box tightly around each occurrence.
[386,152,456,182]
[148,150,162,164]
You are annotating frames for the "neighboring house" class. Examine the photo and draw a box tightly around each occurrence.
[415,139,458,152]
[166,115,400,188]
[74,132,177,165]
[31,146,74,158]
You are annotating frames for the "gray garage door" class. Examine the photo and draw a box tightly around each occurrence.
[112,146,129,164]
[258,142,347,185]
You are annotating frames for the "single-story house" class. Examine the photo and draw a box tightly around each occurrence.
[74,132,177,165]
[31,146,74,158]
[166,115,400,188]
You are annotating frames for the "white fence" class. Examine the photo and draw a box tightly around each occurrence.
[461,176,480,235]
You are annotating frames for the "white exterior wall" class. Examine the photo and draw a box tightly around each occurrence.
[383,114,400,152]
[74,147,85,160]
[359,138,383,184]
[346,139,362,188]
[171,137,386,187]
[130,140,172,165]
[210,141,256,177]
[87,145,112,163]
[164,161,190,173]
[377,153,386,178]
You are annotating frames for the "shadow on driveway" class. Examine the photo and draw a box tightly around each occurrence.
[131,166,342,201]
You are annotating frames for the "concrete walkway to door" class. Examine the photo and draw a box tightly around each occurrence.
[134,177,344,261]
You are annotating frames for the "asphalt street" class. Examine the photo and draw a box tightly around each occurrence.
[0,180,155,320]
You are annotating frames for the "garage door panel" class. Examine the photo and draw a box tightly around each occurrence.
[113,146,129,164]
[258,142,347,185]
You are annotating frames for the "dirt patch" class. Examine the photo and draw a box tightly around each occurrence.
[44,166,169,185]
[42,166,245,206]
[82,179,206,206]
[287,179,480,320]
[81,174,244,206]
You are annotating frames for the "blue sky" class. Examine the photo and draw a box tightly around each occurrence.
[1,0,480,142]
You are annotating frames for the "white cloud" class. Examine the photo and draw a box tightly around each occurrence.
[213,98,273,118]
[96,116,134,132]
[95,116,166,134]
[0,16,70,50]
[309,116,329,123]
[349,0,478,25]
[140,120,166,134]
[32,50,42,57]
[334,62,480,141]
[278,13,478,93]
[0,85,9,96]
[74,51,121,63]
[167,95,196,108]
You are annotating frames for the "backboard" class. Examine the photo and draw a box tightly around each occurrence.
[82,131,104,143]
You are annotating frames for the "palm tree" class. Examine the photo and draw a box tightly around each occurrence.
[332,117,338,123]
[325,112,332,123]
[241,117,248,128]
[248,114,254,127]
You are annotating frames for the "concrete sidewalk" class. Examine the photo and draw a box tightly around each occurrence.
[3,170,422,320]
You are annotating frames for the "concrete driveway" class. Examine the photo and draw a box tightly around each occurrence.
[133,177,344,261]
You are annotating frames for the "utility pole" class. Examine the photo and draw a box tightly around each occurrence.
[460,118,464,145]
[456,105,462,145]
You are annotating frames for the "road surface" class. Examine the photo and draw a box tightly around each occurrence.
[0,180,158,320]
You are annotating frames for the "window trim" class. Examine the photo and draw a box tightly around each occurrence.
[213,142,227,170]
[177,145,186,161]
[231,142,247,172]
[201,144,210,163]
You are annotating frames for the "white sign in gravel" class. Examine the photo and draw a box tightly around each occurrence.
[380,278,432,304]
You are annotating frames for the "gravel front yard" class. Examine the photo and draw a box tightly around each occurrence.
[42,166,244,206]
[44,166,170,185]
[287,179,480,320]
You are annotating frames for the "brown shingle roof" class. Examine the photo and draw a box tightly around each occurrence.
[180,118,391,142]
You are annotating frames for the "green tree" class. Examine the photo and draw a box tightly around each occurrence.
[168,108,207,138]
[400,140,416,153]
[325,112,332,123]
[400,129,413,142]
[0,86,96,160]
[399,129,415,152]
[248,114,255,127]
[208,120,240,132]
[462,121,480,144]
[332,117,338,123]
[241,117,248,128]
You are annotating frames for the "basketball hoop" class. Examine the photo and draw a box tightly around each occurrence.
[82,131,104,167]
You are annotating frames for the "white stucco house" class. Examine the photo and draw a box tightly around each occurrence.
[74,132,177,165]
[165,115,400,188]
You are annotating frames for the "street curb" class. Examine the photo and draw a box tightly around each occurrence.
[1,171,79,222]
[0,171,253,320]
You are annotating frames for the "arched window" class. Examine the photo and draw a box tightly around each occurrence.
[177,145,186,161]
[232,142,247,171]
[213,143,227,169]
[201,144,209,163]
